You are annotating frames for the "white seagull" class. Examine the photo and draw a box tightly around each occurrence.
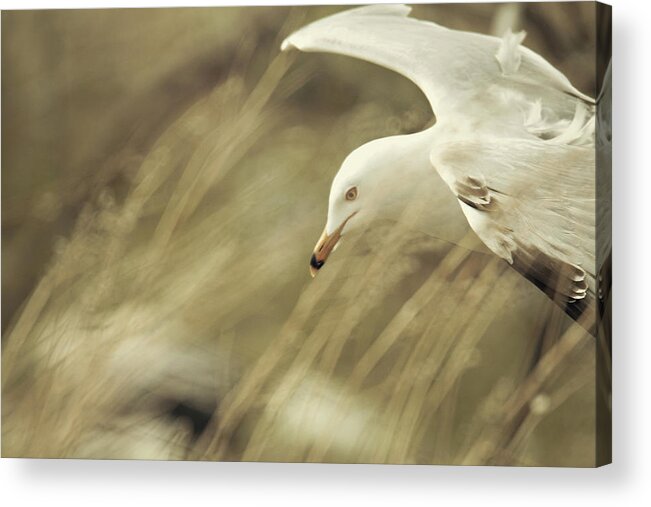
[282,5,600,327]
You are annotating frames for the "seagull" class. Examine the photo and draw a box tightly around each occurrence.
[282,5,600,327]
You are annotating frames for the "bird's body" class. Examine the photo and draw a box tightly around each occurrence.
[284,5,604,331]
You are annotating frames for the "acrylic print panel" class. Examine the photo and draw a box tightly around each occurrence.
[1,2,611,466]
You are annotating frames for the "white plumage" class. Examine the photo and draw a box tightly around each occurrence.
[286,5,605,327]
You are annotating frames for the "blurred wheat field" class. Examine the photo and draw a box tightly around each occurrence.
[2,4,601,465]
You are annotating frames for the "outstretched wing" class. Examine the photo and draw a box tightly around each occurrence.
[431,138,596,323]
[285,5,598,326]
[282,4,593,125]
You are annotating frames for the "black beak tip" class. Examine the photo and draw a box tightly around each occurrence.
[310,253,325,270]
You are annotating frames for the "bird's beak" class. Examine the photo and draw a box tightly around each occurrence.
[309,227,338,277]
[309,212,357,278]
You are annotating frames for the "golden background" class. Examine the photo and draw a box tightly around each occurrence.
[2,3,601,465]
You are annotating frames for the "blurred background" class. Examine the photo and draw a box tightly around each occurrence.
[2,3,601,465]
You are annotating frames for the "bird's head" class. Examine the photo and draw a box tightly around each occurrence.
[309,134,429,277]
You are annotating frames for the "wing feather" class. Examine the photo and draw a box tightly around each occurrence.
[431,138,596,322]
[282,4,593,124]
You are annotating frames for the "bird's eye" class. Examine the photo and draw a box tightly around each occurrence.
[345,186,358,201]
